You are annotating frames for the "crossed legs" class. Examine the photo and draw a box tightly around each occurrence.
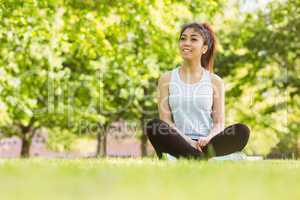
[146,118,250,159]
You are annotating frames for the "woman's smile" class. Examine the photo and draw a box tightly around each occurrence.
[182,48,192,53]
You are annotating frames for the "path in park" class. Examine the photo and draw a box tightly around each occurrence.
[0,130,154,158]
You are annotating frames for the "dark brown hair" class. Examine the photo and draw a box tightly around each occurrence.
[179,22,216,72]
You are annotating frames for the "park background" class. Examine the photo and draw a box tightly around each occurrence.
[0,0,299,159]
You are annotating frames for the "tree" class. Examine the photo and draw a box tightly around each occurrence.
[0,0,107,156]
[215,0,300,157]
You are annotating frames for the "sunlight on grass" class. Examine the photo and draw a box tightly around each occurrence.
[0,158,299,200]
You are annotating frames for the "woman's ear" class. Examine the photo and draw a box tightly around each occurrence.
[202,45,208,54]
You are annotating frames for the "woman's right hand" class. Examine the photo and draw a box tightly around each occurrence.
[196,143,203,152]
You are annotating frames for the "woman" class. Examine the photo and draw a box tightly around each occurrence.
[146,22,250,159]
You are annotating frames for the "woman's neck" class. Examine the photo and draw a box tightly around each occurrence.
[182,59,203,74]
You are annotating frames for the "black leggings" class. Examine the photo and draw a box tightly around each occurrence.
[146,118,250,160]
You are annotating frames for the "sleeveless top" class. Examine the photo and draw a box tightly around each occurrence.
[168,66,213,139]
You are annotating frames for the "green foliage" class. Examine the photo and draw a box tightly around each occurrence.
[0,0,223,153]
[47,127,76,152]
[216,0,300,156]
[0,0,298,157]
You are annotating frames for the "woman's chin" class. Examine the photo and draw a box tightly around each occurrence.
[181,55,193,60]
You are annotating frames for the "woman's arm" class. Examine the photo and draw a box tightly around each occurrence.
[208,73,225,139]
[197,73,225,148]
[157,72,199,149]
[157,72,174,126]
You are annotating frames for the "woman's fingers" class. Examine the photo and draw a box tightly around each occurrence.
[197,139,203,147]
[196,143,202,152]
[197,137,209,147]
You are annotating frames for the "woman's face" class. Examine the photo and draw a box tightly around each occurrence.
[179,28,208,61]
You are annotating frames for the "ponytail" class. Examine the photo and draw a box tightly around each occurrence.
[200,23,216,72]
[179,22,217,72]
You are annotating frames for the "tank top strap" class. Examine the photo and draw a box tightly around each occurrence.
[202,68,212,83]
[170,67,179,83]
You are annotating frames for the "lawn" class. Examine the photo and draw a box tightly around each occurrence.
[0,158,299,200]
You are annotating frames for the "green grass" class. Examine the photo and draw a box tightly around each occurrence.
[0,158,299,200]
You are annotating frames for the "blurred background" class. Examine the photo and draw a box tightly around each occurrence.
[0,0,299,159]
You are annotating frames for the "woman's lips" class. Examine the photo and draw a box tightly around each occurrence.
[182,48,192,54]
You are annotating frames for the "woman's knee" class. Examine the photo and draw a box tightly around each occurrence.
[146,118,161,136]
[234,123,250,146]
[146,118,170,136]
[235,123,250,135]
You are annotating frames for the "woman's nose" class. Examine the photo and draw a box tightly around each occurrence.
[182,39,191,46]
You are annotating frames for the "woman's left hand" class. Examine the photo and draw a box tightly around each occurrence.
[197,136,212,148]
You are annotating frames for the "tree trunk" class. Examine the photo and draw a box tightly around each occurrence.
[19,118,36,158]
[96,131,102,157]
[20,124,35,158]
[140,115,148,157]
[96,124,108,157]
[21,137,31,157]
[297,138,300,159]
[102,131,107,157]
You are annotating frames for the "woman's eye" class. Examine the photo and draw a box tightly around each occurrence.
[192,38,197,41]
[180,37,186,40]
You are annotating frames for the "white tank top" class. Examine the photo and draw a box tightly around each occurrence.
[168,66,213,139]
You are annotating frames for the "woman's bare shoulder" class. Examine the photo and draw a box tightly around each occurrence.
[158,71,172,85]
[210,72,224,86]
